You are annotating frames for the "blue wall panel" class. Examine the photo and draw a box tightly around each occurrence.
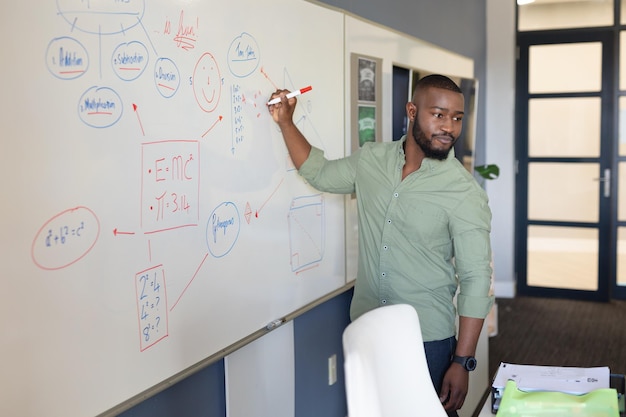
[294,288,353,417]
[118,360,226,417]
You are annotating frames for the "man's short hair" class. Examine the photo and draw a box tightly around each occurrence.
[414,74,462,95]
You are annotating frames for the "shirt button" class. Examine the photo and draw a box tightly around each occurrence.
[394,193,399,198]
[387,219,392,224]
[383,245,388,250]
[381,299,387,304]
[381,272,386,277]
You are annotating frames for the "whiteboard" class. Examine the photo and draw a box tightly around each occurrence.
[0,1,345,416]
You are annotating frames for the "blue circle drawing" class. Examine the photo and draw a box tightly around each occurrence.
[77,86,123,128]
[112,41,149,81]
[206,202,241,258]
[227,32,260,78]
[154,57,180,98]
[46,36,89,80]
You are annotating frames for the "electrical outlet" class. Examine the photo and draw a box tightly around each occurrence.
[328,353,337,385]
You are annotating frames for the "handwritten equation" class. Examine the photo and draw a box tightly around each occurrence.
[31,206,100,271]
[141,140,200,234]
[135,265,169,351]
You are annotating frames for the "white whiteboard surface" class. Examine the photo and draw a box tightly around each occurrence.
[0,1,344,416]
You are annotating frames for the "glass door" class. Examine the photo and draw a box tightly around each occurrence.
[516,31,615,301]
[616,30,626,298]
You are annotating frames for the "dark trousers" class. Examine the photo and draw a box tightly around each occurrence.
[424,336,459,417]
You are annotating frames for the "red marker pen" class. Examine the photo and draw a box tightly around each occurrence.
[267,86,312,105]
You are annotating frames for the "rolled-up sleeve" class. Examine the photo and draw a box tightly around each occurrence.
[298,146,359,194]
[451,193,494,318]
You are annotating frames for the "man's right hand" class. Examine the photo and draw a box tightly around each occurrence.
[266,88,312,169]
[267,89,297,127]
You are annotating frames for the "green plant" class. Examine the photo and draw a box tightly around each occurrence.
[474,164,500,185]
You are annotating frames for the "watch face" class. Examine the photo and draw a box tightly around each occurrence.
[454,355,477,371]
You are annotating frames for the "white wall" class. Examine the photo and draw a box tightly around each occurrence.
[486,0,517,298]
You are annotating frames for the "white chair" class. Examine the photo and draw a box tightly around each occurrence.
[342,304,448,417]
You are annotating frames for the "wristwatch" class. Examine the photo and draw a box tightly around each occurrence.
[452,355,477,371]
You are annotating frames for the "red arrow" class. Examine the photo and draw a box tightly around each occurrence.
[113,228,135,236]
[133,103,145,136]
[260,67,278,90]
[201,115,223,138]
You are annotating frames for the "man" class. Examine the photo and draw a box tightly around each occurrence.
[268,74,494,415]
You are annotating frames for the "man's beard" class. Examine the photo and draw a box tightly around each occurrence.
[412,122,455,161]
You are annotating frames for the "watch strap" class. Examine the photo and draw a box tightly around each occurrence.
[452,355,477,371]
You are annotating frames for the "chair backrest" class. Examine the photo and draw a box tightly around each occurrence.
[342,304,448,417]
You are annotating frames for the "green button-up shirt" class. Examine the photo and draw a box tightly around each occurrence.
[299,137,494,341]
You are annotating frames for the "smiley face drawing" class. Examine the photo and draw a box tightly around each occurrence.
[192,52,222,113]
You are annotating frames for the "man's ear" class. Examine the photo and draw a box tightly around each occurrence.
[406,102,417,122]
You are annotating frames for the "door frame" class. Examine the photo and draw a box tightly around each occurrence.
[515,29,617,301]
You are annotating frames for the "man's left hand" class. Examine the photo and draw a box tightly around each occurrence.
[439,363,469,412]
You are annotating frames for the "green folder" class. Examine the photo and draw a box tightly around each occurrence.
[497,380,619,417]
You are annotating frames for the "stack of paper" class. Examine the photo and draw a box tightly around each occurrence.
[491,363,611,413]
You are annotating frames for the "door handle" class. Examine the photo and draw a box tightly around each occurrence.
[593,168,611,198]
